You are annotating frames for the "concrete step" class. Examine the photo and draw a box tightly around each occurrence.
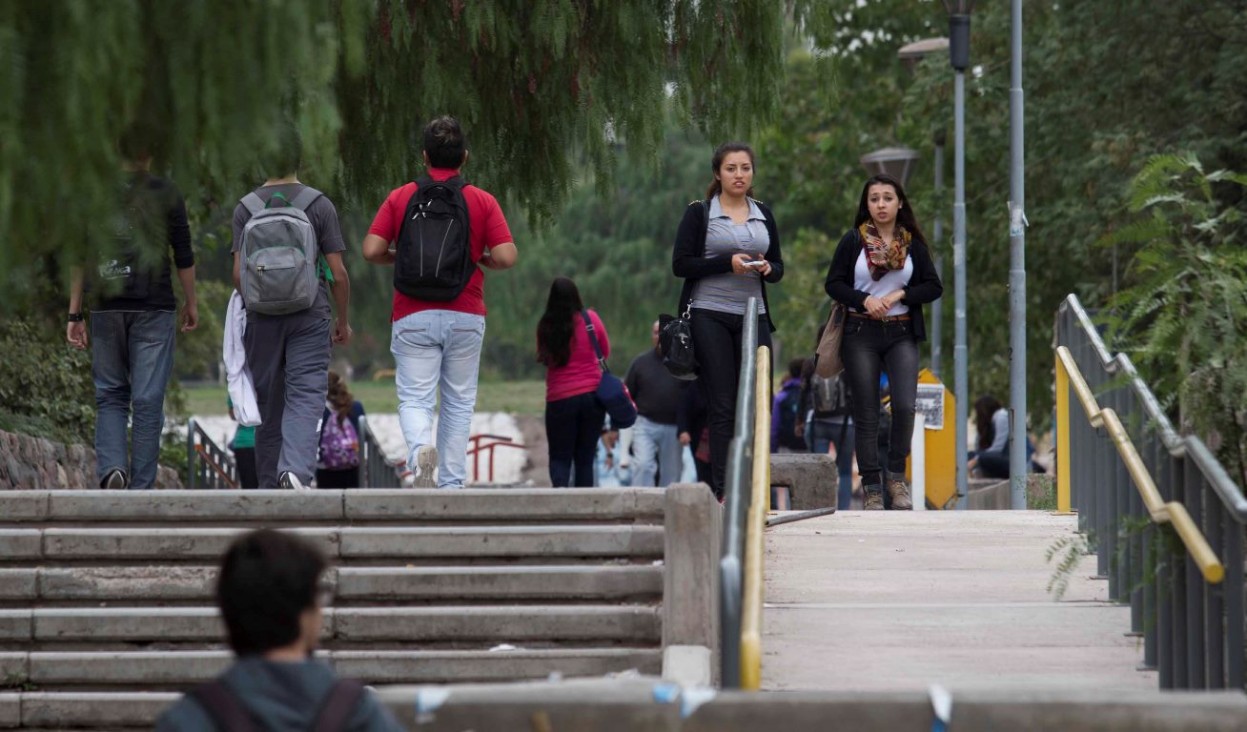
[0,525,664,564]
[0,565,663,604]
[0,648,661,689]
[0,488,666,525]
[0,605,661,645]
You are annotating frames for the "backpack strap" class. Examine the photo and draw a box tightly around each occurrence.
[240,192,266,217]
[289,186,323,211]
[187,679,259,732]
[579,310,609,373]
[312,678,366,732]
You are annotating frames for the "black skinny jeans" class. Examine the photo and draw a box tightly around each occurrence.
[690,308,773,498]
[840,316,919,488]
[545,391,606,487]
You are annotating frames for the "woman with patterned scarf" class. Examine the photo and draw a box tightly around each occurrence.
[824,174,942,510]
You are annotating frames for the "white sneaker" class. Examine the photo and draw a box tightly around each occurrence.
[414,445,438,488]
[102,469,127,490]
[279,471,309,491]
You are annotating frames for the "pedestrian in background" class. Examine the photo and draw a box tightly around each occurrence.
[537,277,609,488]
[623,319,689,486]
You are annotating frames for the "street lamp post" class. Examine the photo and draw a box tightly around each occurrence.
[1007,0,1028,509]
[859,146,921,186]
[897,38,950,379]
[943,0,973,510]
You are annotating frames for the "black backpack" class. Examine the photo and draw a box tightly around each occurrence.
[777,385,806,451]
[188,677,365,732]
[394,175,473,301]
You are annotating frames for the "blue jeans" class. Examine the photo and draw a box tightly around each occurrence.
[91,310,176,490]
[630,415,682,487]
[391,310,485,488]
[807,416,855,510]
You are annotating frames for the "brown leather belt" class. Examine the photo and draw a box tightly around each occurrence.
[849,311,912,323]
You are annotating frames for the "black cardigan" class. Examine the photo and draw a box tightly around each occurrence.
[823,228,943,342]
[671,199,784,332]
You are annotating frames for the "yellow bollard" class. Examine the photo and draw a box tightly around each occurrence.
[1055,354,1073,514]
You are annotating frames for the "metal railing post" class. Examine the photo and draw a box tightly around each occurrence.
[1184,458,1206,688]
[1205,496,1225,689]
[1224,507,1245,689]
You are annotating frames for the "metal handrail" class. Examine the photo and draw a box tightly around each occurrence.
[186,417,237,490]
[719,297,759,689]
[1056,347,1223,583]
[1059,294,1246,522]
[357,415,402,488]
[740,344,771,690]
[1055,294,1245,691]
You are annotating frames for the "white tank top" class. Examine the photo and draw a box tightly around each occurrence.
[854,249,912,316]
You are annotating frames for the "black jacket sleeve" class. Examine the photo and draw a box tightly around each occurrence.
[672,202,734,279]
[824,230,868,309]
[901,240,943,306]
[757,202,784,284]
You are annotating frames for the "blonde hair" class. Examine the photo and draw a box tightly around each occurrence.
[327,371,354,422]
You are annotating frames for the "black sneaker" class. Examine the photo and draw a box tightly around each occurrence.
[102,469,127,490]
[279,471,308,491]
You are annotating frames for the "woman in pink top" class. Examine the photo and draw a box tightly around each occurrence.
[537,277,609,487]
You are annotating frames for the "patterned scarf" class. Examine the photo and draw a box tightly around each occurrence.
[859,221,912,281]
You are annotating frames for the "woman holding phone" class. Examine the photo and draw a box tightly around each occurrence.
[672,141,784,500]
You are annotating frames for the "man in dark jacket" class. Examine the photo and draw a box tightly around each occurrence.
[156,530,401,731]
[624,320,689,487]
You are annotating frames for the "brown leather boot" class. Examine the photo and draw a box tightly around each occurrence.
[887,478,913,510]
[863,484,885,510]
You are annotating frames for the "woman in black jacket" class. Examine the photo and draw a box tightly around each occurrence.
[825,174,941,510]
[672,141,783,500]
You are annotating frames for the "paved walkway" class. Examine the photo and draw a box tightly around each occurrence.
[763,511,1158,693]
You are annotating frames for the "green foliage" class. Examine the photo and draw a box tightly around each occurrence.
[0,317,95,443]
[1105,155,1247,481]
[2,0,816,311]
[1044,533,1089,601]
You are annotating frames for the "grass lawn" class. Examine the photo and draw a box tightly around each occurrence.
[181,379,547,416]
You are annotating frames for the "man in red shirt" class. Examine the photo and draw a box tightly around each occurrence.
[362,116,517,488]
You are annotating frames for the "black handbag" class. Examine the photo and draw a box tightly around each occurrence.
[580,311,638,429]
[658,309,697,380]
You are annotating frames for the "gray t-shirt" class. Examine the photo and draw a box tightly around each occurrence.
[690,196,769,316]
[232,183,346,321]
[155,657,402,731]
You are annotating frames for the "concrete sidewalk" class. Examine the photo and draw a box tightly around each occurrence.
[763,511,1157,693]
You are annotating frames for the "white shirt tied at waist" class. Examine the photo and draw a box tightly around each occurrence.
[223,290,261,426]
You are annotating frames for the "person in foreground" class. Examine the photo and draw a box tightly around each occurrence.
[156,530,401,731]
[672,141,784,500]
[825,174,942,510]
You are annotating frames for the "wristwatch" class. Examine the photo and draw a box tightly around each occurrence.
[67,313,84,323]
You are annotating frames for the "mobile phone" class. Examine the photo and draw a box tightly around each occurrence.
[744,260,766,268]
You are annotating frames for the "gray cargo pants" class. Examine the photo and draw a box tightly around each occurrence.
[243,312,332,488]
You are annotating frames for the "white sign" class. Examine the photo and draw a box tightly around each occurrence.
[915,384,945,430]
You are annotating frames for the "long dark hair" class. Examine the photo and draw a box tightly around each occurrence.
[974,395,1003,451]
[705,141,756,199]
[536,277,585,368]
[854,174,928,245]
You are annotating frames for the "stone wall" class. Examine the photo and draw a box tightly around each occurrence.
[0,429,183,490]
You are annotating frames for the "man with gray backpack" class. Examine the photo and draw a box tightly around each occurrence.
[799,356,856,510]
[232,134,352,490]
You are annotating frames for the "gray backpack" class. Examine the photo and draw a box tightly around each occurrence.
[239,187,322,315]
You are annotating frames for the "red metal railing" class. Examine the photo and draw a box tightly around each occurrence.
[465,433,527,484]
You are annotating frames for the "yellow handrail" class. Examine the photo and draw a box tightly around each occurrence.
[740,345,770,690]
[1055,346,1224,584]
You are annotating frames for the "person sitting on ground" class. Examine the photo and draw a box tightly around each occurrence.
[594,425,632,488]
[156,530,401,731]
[969,394,1042,479]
